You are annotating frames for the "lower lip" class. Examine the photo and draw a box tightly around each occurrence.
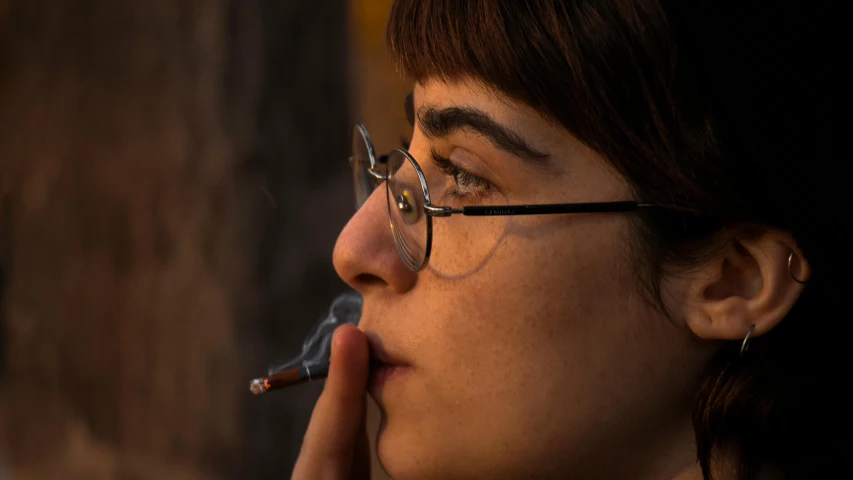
[368,363,411,392]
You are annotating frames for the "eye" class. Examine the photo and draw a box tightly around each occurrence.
[429,147,493,202]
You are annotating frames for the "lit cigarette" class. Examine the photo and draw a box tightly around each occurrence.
[249,362,330,395]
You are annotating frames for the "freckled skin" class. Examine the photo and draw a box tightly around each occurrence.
[333,79,714,479]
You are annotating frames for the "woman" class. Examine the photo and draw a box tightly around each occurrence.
[292,0,845,478]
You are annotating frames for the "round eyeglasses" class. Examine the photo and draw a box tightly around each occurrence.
[349,124,657,272]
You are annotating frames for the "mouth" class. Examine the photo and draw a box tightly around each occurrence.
[366,335,413,395]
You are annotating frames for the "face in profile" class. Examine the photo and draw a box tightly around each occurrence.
[333,79,714,479]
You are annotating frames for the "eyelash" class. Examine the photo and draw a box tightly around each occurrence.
[428,148,493,202]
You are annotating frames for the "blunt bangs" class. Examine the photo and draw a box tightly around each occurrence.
[386,0,587,124]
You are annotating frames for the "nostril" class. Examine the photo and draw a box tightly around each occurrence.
[353,273,386,289]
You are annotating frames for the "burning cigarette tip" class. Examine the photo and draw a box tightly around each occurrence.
[249,378,268,395]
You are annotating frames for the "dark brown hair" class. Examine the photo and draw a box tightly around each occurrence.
[386,0,843,477]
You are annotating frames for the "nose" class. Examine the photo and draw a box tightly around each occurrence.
[333,185,417,295]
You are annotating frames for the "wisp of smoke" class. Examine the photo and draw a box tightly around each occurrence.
[267,291,362,375]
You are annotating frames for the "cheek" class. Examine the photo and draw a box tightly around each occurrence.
[421,216,636,401]
[383,217,649,469]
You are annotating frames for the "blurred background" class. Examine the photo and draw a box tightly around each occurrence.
[0,0,409,478]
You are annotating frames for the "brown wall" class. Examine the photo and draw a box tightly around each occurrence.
[0,0,367,478]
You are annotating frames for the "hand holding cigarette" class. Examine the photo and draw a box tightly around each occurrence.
[245,293,368,477]
[249,292,362,395]
[290,324,372,480]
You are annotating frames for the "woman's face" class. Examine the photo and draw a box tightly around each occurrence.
[333,78,711,479]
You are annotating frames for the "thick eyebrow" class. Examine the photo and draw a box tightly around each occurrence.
[416,101,553,169]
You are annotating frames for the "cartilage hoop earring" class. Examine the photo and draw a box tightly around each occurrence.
[788,252,808,284]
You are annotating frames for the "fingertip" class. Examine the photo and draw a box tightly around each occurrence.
[332,324,369,365]
[332,323,358,346]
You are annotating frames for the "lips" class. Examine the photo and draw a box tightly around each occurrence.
[366,333,412,395]
[365,333,409,366]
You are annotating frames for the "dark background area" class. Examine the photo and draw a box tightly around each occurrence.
[0,0,406,478]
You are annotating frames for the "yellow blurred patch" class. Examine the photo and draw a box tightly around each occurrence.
[352,0,395,50]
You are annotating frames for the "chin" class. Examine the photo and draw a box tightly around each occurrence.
[374,417,441,480]
[375,418,411,477]
[373,413,576,480]
[375,418,505,480]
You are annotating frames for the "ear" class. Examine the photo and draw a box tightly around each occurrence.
[670,228,811,342]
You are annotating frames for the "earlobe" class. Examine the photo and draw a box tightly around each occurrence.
[677,229,810,343]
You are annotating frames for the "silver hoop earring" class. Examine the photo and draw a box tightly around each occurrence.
[788,252,808,284]
[740,324,755,356]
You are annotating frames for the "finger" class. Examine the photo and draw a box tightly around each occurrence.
[292,324,369,479]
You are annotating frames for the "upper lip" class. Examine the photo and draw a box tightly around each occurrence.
[366,332,409,366]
